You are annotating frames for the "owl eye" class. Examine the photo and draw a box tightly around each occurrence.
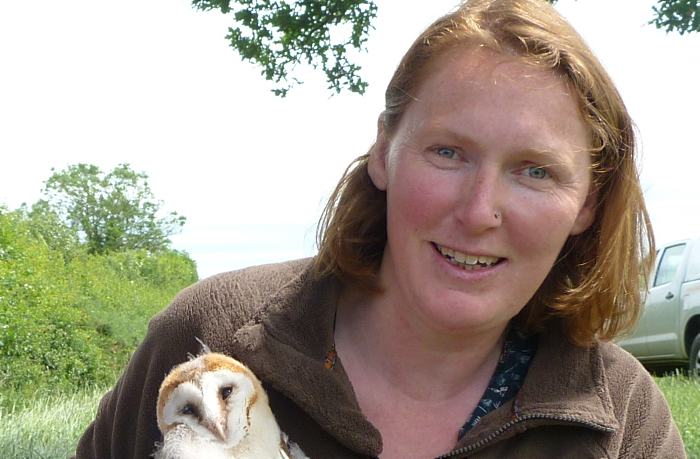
[220,386,233,400]
[181,404,198,417]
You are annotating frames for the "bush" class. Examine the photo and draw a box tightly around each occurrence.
[0,208,198,409]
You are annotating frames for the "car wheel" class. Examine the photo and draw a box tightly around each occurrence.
[689,334,700,381]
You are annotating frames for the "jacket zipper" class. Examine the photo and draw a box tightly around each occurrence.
[434,413,615,459]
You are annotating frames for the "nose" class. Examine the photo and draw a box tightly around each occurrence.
[455,165,504,233]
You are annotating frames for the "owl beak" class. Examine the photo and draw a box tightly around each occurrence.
[205,420,227,442]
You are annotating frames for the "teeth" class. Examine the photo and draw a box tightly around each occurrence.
[436,244,500,270]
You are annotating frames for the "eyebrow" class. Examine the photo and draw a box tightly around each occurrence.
[520,148,575,165]
[417,123,480,149]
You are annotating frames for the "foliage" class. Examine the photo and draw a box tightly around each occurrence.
[547,0,699,34]
[196,0,696,97]
[20,200,81,262]
[42,163,186,255]
[192,0,377,97]
[651,0,700,35]
[0,207,198,408]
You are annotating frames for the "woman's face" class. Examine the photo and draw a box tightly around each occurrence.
[368,47,596,337]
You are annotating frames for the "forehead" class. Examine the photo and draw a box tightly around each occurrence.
[420,46,574,105]
[403,46,590,154]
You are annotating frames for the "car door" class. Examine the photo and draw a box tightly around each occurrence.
[618,249,659,358]
[645,243,687,357]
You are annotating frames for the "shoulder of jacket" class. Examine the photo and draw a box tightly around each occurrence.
[151,257,316,330]
[592,342,686,455]
[594,341,651,380]
[592,340,669,415]
[196,257,316,294]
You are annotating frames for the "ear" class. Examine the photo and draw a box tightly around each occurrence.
[570,187,598,235]
[367,113,389,191]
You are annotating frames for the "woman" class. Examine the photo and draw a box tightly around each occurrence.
[74,0,685,457]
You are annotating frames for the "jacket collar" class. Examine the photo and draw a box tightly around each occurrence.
[456,326,619,453]
[229,261,383,457]
[516,327,619,430]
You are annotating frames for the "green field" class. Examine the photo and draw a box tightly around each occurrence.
[0,387,105,459]
[655,374,700,458]
[0,374,697,459]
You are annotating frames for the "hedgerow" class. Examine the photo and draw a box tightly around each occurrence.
[0,207,198,408]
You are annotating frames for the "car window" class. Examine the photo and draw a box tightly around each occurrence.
[654,243,686,287]
[685,241,700,282]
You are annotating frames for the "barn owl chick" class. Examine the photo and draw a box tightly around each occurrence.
[154,349,309,459]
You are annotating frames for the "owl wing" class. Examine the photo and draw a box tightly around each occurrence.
[280,432,311,459]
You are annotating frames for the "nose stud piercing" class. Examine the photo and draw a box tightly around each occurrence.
[494,212,501,219]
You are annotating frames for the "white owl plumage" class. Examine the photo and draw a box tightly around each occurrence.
[154,344,309,459]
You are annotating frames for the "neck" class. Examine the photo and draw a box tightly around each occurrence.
[334,284,507,402]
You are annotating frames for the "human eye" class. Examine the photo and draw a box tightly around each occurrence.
[435,147,459,159]
[524,166,550,180]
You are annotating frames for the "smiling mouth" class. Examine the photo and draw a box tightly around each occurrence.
[434,243,503,271]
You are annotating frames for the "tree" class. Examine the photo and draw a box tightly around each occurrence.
[20,200,81,261]
[41,163,186,255]
[649,0,700,34]
[198,0,697,97]
[548,0,699,35]
[192,0,377,97]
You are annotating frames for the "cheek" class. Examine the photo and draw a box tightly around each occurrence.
[507,196,581,258]
[386,173,453,235]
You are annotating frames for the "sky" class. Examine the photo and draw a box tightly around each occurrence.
[1,0,698,279]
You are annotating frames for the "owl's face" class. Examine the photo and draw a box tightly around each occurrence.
[157,353,264,448]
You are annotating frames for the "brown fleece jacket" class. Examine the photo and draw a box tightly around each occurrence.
[73,258,686,458]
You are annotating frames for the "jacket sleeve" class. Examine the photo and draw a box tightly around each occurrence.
[72,301,202,459]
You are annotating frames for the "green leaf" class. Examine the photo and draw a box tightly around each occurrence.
[41,164,185,255]
[196,0,377,96]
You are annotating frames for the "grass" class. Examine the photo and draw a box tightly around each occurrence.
[0,386,106,459]
[655,373,700,459]
[0,374,698,459]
